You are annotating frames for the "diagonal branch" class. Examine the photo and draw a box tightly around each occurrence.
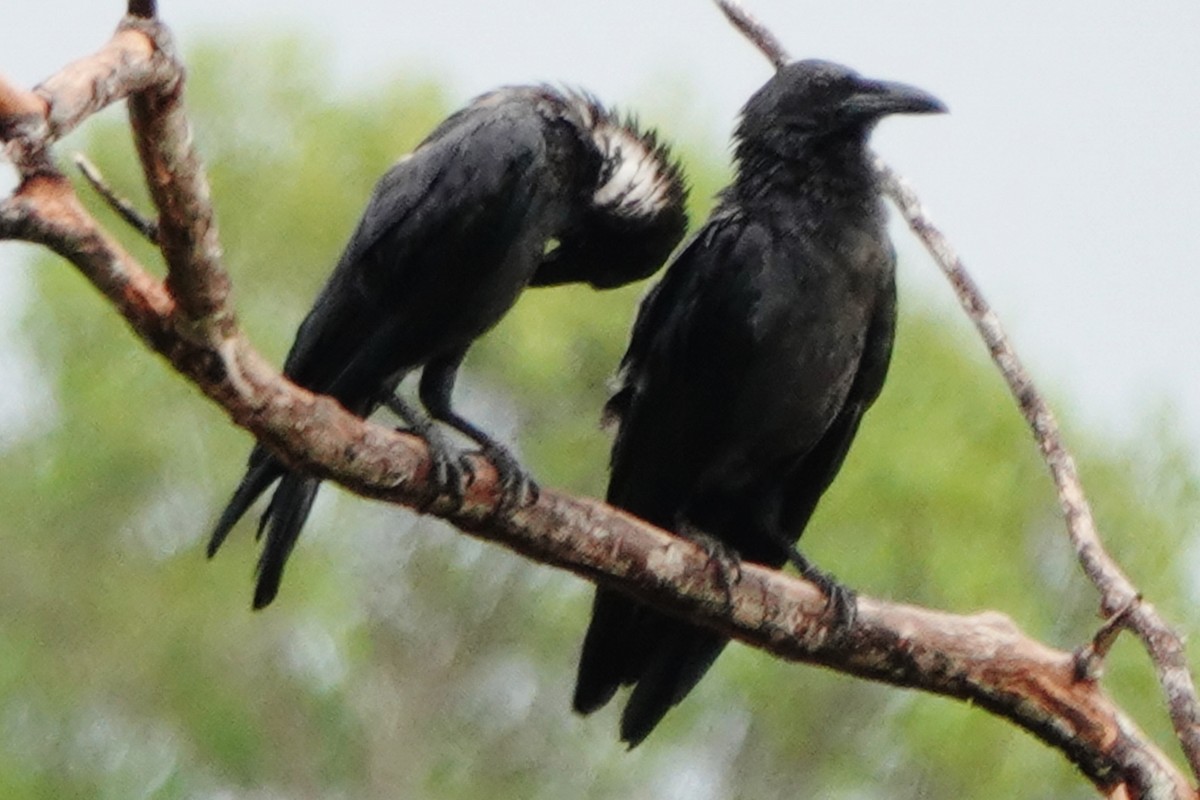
[714,0,790,68]
[32,28,165,147]
[878,163,1200,784]
[2,6,1197,798]
[711,0,1200,789]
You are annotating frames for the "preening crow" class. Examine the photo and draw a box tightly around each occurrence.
[209,85,688,609]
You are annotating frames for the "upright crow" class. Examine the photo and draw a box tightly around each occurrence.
[209,86,688,609]
[573,60,944,746]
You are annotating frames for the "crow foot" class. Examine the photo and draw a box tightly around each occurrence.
[780,543,857,634]
[384,394,471,510]
[678,522,742,609]
[400,423,471,511]
[479,441,539,516]
[804,566,858,635]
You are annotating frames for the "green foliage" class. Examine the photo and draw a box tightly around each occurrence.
[2,34,1197,799]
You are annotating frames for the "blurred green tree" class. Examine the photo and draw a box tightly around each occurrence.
[0,35,1196,800]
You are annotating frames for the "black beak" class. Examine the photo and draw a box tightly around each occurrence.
[843,79,947,119]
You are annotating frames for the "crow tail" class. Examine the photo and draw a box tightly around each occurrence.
[251,473,320,609]
[574,588,728,748]
[208,446,321,609]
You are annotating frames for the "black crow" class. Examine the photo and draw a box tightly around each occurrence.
[209,86,688,609]
[573,60,944,746]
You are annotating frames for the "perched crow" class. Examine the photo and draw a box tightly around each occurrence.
[209,86,688,609]
[573,60,944,746]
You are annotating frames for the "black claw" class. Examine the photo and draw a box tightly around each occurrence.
[484,444,538,515]
[678,522,742,608]
[777,537,857,633]
[705,540,743,587]
[423,429,471,509]
[801,564,857,633]
[825,581,858,632]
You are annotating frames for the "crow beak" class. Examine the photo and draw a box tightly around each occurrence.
[844,79,947,118]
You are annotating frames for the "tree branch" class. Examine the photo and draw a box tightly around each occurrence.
[878,162,1200,787]
[121,14,231,331]
[2,8,1197,798]
[74,152,160,242]
[128,0,157,20]
[713,0,790,69]
[710,1,1200,792]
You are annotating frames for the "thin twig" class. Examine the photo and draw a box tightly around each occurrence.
[74,152,159,242]
[716,0,1200,786]
[1075,595,1141,682]
[128,0,157,19]
[877,163,1200,782]
[713,0,790,68]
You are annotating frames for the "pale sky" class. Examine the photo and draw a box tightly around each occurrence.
[3,0,1199,457]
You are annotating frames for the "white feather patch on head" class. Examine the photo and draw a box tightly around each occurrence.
[560,92,680,220]
[590,125,678,219]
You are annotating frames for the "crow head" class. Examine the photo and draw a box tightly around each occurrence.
[736,60,945,160]
[531,91,689,289]
[561,93,688,228]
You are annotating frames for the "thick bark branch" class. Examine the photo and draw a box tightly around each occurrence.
[34,28,162,144]
[121,15,232,330]
[2,9,1197,799]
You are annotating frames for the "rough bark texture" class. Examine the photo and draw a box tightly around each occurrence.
[1,5,1197,798]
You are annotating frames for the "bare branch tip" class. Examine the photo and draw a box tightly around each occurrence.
[127,0,157,19]
[712,0,791,70]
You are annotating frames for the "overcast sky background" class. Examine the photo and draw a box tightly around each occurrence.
[3,0,1199,458]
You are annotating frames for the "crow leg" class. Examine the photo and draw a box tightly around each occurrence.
[769,531,857,632]
[419,351,538,513]
[383,392,470,508]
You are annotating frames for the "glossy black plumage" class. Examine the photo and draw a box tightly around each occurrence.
[573,60,944,746]
[208,86,687,609]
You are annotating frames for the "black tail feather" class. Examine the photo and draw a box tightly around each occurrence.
[208,446,283,558]
[209,444,322,609]
[574,588,729,747]
[251,474,321,609]
[619,624,727,748]
[574,589,643,715]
